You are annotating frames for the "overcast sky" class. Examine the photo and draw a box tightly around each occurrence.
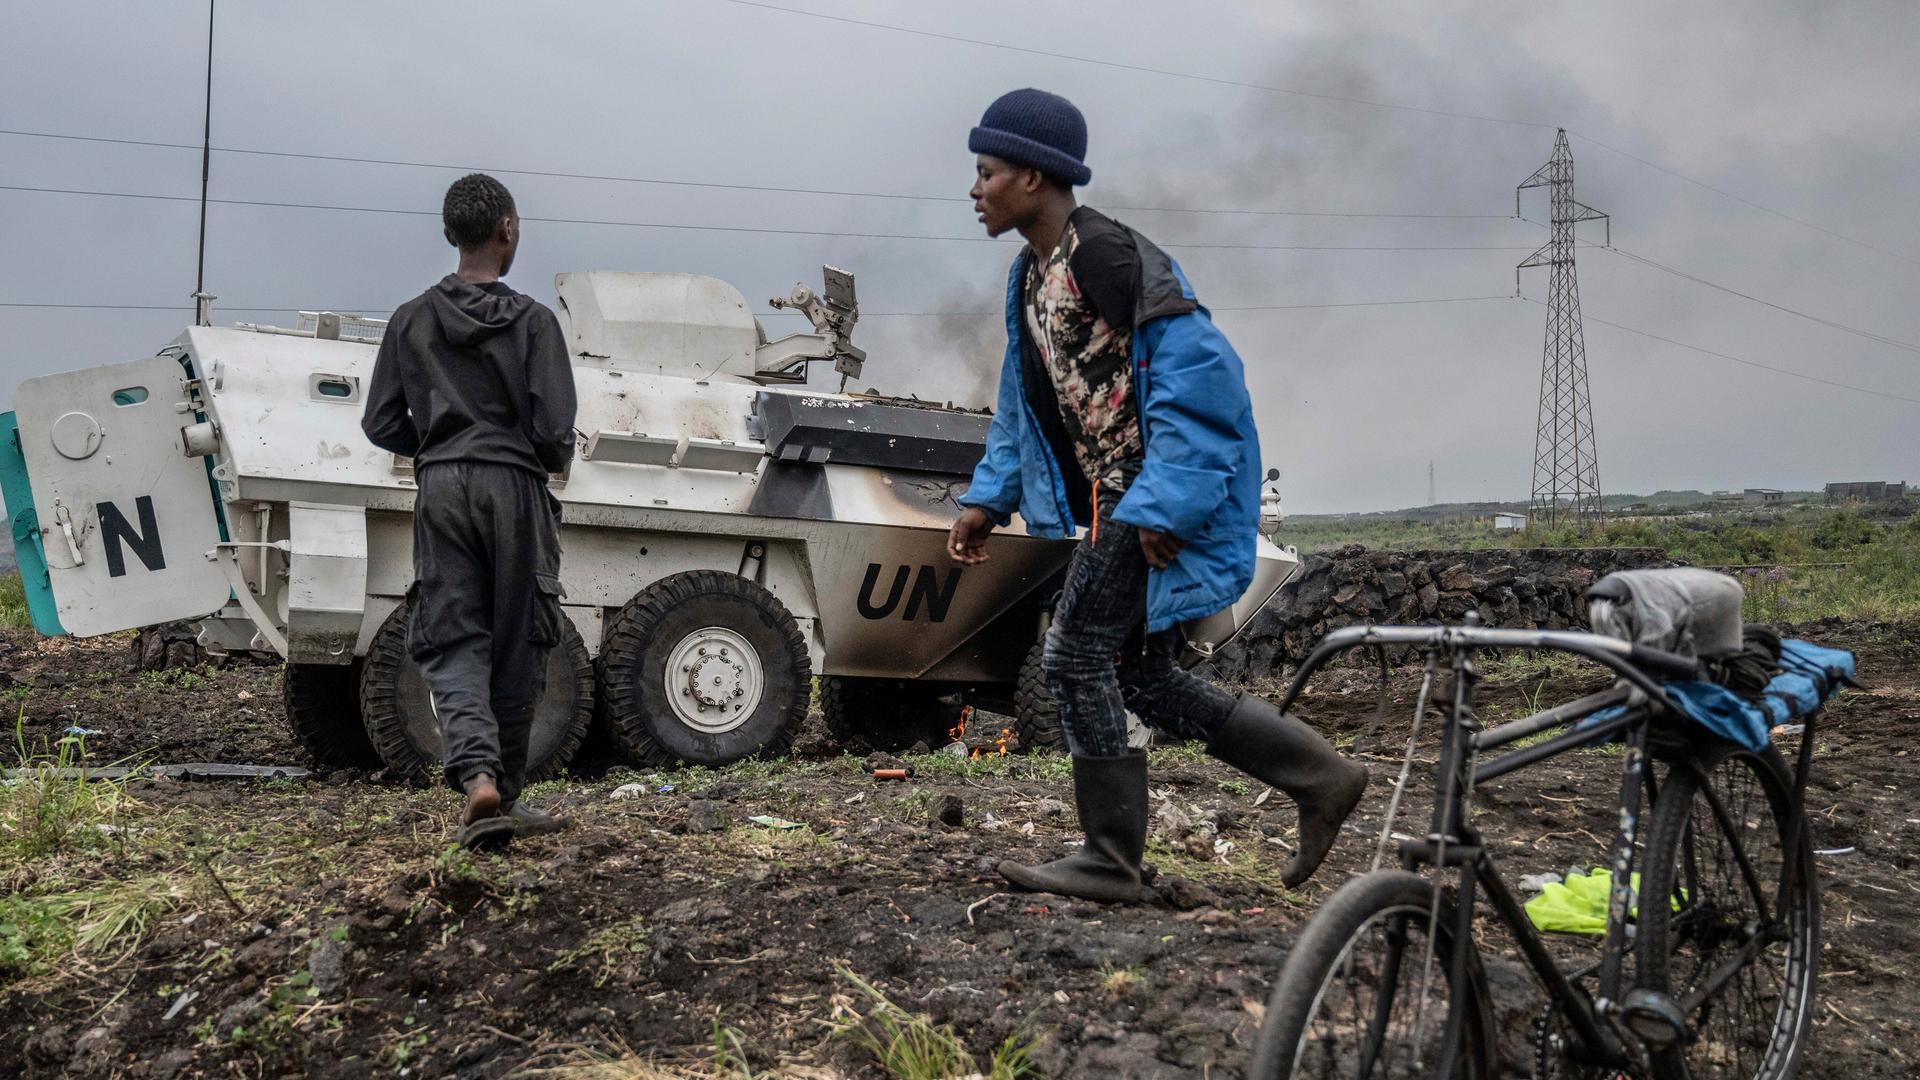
[4,1,1918,513]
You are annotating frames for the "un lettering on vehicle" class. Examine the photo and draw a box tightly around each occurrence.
[857,564,962,622]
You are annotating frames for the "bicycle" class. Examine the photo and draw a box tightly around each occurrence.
[1248,617,1823,1080]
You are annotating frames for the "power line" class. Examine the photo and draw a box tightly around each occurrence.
[1523,297,1920,407]
[1515,214,1920,357]
[720,1,1917,267]
[0,302,389,313]
[5,294,1514,317]
[721,0,1552,130]
[0,184,1535,252]
[1601,245,1920,356]
[0,128,1507,222]
[1566,133,1920,268]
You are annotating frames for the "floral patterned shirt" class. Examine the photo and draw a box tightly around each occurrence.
[1024,208,1142,494]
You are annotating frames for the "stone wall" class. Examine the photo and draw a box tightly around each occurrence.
[1204,546,1675,679]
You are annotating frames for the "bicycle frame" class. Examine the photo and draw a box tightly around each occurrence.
[1275,623,1703,1075]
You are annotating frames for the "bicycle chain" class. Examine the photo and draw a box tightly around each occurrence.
[1531,1003,1651,1080]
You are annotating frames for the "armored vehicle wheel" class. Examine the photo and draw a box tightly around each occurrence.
[1011,639,1150,754]
[598,571,810,767]
[283,661,381,769]
[1013,641,1067,754]
[820,677,965,752]
[358,602,595,785]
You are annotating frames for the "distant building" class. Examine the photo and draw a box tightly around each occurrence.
[1619,502,1649,513]
[1744,488,1785,505]
[1493,512,1527,531]
[1825,481,1908,502]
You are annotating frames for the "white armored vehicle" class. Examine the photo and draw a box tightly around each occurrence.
[1,268,1300,779]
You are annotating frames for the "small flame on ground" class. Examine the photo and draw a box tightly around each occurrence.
[948,704,974,744]
[970,725,1013,759]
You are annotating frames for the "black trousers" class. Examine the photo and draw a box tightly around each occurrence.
[1041,496,1237,758]
[409,462,564,806]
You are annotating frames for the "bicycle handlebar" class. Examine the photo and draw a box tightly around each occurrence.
[1274,624,1694,716]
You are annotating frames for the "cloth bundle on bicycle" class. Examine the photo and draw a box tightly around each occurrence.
[1586,567,1747,658]
[1582,637,1856,753]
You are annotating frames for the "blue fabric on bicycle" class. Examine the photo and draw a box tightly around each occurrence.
[1578,638,1855,753]
[1778,639,1855,684]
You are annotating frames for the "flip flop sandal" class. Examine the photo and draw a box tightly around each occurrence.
[458,815,515,851]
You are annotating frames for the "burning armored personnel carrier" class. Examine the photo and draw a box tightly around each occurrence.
[1,267,1301,780]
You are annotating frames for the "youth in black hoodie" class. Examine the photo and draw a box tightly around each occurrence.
[362,274,576,475]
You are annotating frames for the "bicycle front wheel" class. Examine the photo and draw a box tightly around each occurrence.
[1636,740,1819,1080]
[1250,870,1494,1080]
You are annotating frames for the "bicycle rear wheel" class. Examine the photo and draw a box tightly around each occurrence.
[1250,870,1494,1080]
[1636,740,1818,1079]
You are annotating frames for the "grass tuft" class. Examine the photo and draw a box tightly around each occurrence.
[835,966,1040,1080]
[2,712,145,861]
[0,572,30,629]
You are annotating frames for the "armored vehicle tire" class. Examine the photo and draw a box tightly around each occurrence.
[358,602,596,786]
[1011,640,1151,754]
[820,677,966,752]
[1014,641,1067,754]
[598,571,811,767]
[283,661,381,769]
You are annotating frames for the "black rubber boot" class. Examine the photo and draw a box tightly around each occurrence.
[1208,694,1368,887]
[999,751,1149,903]
[503,801,572,838]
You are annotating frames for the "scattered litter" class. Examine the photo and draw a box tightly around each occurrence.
[939,741,968,758]
[748,815,804,830]
[1019,821,1035,836]
[1815,846,1856,857]
[1771,723,1805,739]
[1523,868,1671,936]
[62,725,104,737]
[843,792,868,805]
[1024,905,1051,915]
[1518,871,1564,892]
[610,783,647,799]
[1254,787,1274,806]
[1243,907,1266,915]
[1212,838,1234,861]
[978,811,1006,831]
[236,690,254,702]
[872,767,913,782]
[656,783,676,794]
[161,988,200,1021]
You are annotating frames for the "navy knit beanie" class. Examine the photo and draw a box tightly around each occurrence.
[968,88,1091,186]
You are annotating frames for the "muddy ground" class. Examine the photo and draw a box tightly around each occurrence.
[2,623,1915,1078]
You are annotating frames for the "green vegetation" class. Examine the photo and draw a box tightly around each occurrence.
[3,716,142,860]
[547,917,652,988]
[1284,504,1920,624]
[835,966,1040,1080]
[0,572,29,629]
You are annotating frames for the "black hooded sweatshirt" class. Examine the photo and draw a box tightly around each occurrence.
[362,275,577,476]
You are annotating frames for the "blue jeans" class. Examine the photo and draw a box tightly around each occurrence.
[1041,501,1237,758]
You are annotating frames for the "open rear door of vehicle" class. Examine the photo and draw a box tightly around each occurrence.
[6,355,232,637]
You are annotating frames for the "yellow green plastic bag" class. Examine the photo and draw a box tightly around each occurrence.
[1523,868,1651,935]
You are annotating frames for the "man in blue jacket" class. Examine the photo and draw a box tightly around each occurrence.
[949,89,1367,903]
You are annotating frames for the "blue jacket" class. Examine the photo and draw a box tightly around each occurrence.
[960,216,1262,633]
